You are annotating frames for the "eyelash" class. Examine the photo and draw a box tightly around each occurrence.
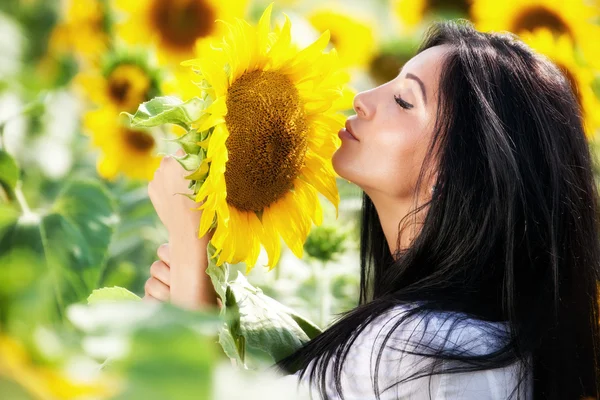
[394,95,414,110]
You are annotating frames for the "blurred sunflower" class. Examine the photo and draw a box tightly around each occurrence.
[48,0,112,63]
[368,38,419,85]
[113,0,249,64]
[471,0,600,66]
[84,109,162,181]
[520,28,600,138]
[0,335,118,399]
[392,0,473,33]
[307,8,376,69]
[75,52,162,114]
[183,4,351,270]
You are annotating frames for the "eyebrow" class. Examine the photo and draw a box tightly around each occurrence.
[405,73,427,105]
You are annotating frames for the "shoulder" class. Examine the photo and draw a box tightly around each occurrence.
[366,303,513,356]
[296,303,530,400]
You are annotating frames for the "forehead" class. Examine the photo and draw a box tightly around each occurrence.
[401,44,451,83]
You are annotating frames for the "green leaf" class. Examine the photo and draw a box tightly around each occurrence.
[218,322,245,367]
[87,286,141,304]
[206,244,229,311]
[123,96,206,130]
[0,213,59,331]
[0,179,118,331]
[226,271,322,363]
[0,149,19,193]
[52,179,119,290]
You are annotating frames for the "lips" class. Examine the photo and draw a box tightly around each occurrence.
[344,120,359,141]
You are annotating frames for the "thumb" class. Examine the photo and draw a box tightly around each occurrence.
[175,148,185,157]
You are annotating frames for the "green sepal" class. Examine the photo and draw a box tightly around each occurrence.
[167,129,202,154]
[172,152,202,172]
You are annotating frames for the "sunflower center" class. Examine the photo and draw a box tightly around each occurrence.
[512,7,572,38]
[123,128,155,153]
[224,70,309,212]
[150,0,215,50]
[107,64,151,112]
[424,0,470,16]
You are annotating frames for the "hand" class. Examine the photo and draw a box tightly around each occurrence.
[147,149,218,310]
[147,148,202,238]
[143,243,171,303]
[143,243,222,309]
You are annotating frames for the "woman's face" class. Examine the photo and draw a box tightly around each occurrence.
[332,44,450,199]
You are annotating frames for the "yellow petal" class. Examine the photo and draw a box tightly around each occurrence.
[259,209,282,270]
[301,151,340,217]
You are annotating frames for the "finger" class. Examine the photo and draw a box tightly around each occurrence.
[175,148,185,157]
[157,243,170,265]
[142,293,160,303]
[159,156,171,168]
[144,277,170,302]
[150,260,171,285]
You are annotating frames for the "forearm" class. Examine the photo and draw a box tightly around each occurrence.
[169,236,219,310]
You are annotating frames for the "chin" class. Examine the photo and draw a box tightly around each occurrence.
[332,149,358,186]
[331,149,346,178]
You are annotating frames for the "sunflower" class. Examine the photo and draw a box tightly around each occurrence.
[83,109,163,181]
[182,4,351,270]
[368,37,420,86]
[48,0,111,63]
[392,0,473,33]
[75,52,162,114]
[113,0,249,65]
[519,28,600,138]
[307,8,376,69]
[471,0,600,67]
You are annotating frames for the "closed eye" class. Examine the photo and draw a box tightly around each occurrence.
[394,94,414,110]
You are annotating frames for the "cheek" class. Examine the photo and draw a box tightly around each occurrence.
[332,128,422,196]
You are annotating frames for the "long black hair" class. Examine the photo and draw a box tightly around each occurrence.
[275,19,600,400]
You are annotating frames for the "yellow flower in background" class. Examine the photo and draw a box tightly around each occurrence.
[183,4,351,270]
[48,0,111,63]
[520,28,600,138]
[113,0,249,65]
[75,53,162,114]
[367,38,419,86]
[471,0,600,67]
[84,109,162,181]
[307,8,376,69]
[392,0,473,33]
[0,335,117,399]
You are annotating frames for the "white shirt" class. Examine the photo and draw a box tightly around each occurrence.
[290,304,533,399]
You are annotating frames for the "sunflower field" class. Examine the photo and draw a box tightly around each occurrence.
[0,0,599,399]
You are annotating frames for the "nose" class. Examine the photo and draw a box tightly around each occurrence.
[353,90,373,120]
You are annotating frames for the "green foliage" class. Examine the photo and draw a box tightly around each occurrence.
[68,302,222,400]
[0,179,118,332]
[218,270,322,365]
[88,286,141,304]
[0,149,19,194]
[123,96,207,131]
[304,224,348,263]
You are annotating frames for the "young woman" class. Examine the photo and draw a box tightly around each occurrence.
[144,20,600,399]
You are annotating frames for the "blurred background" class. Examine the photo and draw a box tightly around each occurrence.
[0,0,599,398]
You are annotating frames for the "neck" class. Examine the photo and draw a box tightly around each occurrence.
[367,189,430,255]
